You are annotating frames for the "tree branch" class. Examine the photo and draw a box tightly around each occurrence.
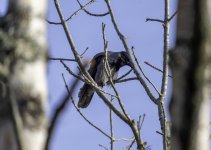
[45,70,81,150]
[131,47,161,96]
[104,0,158,106]
[145,18,164,23]
[48,57,76,61]
[54,0,132,130]
[76,0,109,17]
[144,61,173,78]
[47,0,95,25]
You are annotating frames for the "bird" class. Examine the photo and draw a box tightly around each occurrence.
[78,51,132,108]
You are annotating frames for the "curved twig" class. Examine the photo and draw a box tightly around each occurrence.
[76,0,109,17]
[47,0,95,25]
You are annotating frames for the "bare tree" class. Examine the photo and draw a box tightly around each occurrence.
[0,0,48,150]
[169,0,211,150]
[1,0,210,150]
[47,0,176,149]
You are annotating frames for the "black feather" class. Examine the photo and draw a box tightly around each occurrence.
[78,51,132,108]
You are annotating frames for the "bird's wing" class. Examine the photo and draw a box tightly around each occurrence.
[88,53,105,79]
[78,53,104,108]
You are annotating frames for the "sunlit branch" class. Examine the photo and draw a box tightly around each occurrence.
[131,47,161,96]
[48,57,76,61]
[54,0,131,125]
[144,61,173,78]
[104,0,158,106]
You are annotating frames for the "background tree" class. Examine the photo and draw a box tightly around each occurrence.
[47,0,174,149]
[0,0,48,150]
[169,0,211,150]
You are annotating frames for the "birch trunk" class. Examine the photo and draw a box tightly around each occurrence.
[0,0,48,150]
[169,0,211,150]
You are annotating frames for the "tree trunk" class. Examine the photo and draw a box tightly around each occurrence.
[0,0,48,150]
[169,0,211,150]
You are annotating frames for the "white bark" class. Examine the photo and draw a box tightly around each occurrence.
[169,1,211,150]
[0,0,48,150]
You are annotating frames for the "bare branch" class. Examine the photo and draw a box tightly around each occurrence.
[45,71,81,150]
[127,140,136,150]
[156,131,164,136]
[62,74,112,139]
[47,0,95,25]
[116,69,133,81]
[80,47,89,57]
[145,18,164,23]
[109,97,114,150]
[144,61,173,78]
[54,0,130,125]
[76,0,109,17]
[131,47,161,96]
[158,0,170,149]
[139,114,146,131]
[48,57,76,61]
[99,144,109,150]
[60,60,85,82]
[116,77,138,83]
[102,23,131,121]
[168,10,178,22]
[104,0,158,106]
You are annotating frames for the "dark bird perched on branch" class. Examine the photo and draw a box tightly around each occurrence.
[78,51,132,108]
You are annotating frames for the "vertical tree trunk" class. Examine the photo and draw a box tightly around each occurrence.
[169,0,211,150]
[0,0,48,150]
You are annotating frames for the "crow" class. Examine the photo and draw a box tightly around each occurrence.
[78,51,132,108]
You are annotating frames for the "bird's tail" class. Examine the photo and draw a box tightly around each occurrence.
[78,84,95,108]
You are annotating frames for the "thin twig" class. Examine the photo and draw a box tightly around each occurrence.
[47,0,95,25]
[48,57,76,61]
[116,77,138,83]
[45,71,81,150]
[144,61,173,78]
[99,144,109,150]
[127,139,136,150]
[137,114,145,144]
[114,137,135,141]
[140,114,146,131]
[80,47,89,57]
[102,23,130,121]
[156,131,164,136]
[116,69,133,81]
[109,97,114,150]
[145,18,164,23]
[168,10,178,22]
[62,74,111,139]
[131,47,161,96]
[60,60,85,82]
[76,0,109,17]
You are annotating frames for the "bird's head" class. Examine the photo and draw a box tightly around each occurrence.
[119,51,133,68]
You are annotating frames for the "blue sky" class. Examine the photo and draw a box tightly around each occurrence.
[0,0,178,149]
